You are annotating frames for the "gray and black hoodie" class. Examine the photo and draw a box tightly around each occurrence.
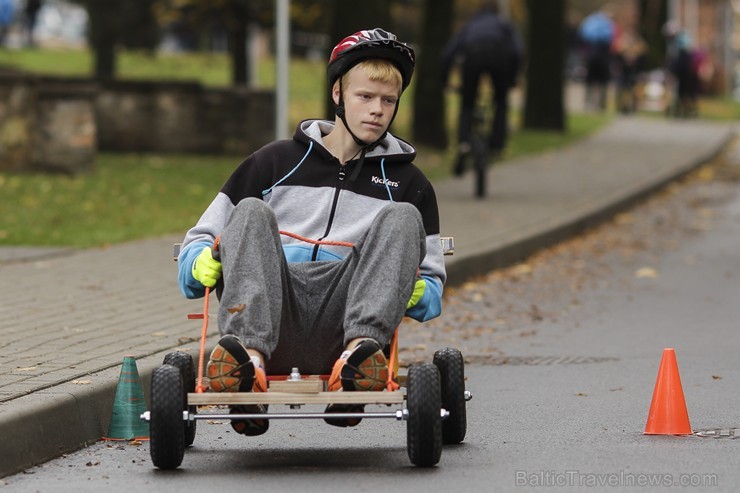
[178,119,445,322]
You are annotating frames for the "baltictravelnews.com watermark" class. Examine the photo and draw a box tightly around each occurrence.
[515,470,719,488]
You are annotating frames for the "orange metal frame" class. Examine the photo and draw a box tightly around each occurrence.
[190,232,403,394]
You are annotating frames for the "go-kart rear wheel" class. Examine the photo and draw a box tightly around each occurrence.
[163,351,197,446]
[150,365,185,469]
[406,363,442,467]
[433,347,467,444]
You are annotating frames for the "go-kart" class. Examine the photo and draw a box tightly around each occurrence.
[142,235,469,468]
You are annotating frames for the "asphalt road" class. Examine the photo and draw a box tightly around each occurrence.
[3,143,739,492]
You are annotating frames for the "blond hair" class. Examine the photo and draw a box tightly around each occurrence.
[335,59,403,96]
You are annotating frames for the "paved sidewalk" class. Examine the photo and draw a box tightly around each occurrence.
[0,116,734,477]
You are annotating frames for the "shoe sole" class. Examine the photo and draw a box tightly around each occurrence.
[207,335,254,392]
[340,340,388,392]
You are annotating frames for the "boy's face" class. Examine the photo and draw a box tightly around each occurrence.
[333,66,400,144]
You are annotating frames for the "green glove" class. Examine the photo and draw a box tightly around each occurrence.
[406,278,426,310]
[192,246,222,288]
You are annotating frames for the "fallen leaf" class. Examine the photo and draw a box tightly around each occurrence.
[530,304,543,321]
[635,267,658,279]
[576,393,588,397]
[227,303,246,314]
[697,167,715,182]
[15,366,37,372]
[128,439,143,446]
[614,213,635,225]
[72,380,92,385]
[712,375,722,380]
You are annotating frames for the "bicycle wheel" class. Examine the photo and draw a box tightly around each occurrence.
[473,134,488,198]
[162,351,197,446]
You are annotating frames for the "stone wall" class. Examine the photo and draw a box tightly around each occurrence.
[0,73,35,173]
[34,78,97,174]
[0,69,275,174]
[96,80,274,155]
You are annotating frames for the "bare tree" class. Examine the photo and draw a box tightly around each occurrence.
[412,0,453,149]
[523,0,566,131]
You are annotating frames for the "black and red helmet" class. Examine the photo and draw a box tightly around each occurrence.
[327,28,415,92]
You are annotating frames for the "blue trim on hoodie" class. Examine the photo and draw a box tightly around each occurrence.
[405,275,442,322]
[178,241,210,299]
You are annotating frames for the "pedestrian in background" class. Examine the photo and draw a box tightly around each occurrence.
[669,31,698,117]
[24,0,42,47]
[578,7,615,111]
[441,0,523,176]
[613,29,647,113]
[0,0,15,46]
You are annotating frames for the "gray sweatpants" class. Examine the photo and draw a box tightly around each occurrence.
[217,198,426,375]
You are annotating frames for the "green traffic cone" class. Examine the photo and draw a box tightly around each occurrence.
[105,355,150,440]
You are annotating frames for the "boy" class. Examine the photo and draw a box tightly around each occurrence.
[177,28,445,435]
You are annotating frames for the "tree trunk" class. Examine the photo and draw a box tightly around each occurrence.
[230,17,248,86]
[412,0,453,149]
[523,0,566,131]
[639,0,667,69]
[325,0,392,120]
[86,0,119,80]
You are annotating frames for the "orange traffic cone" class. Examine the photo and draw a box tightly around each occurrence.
[644,348,692,435]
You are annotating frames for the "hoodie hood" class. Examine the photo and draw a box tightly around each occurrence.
[294,119,417,164]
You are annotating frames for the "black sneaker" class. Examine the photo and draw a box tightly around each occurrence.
[324,339,388,428]
[207,334,269,436]
[206,334,255,392]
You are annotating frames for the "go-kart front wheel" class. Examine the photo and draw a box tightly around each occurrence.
[406,363,442,467]
[433,347,467,444]
[149,365,185,469]
[163,351,197,446]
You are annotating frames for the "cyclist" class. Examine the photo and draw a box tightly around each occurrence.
[176,28,446,435]
[442,0,523,175]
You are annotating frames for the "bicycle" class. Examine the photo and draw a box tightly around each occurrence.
[453,93,494,199]
[469,103,491,199]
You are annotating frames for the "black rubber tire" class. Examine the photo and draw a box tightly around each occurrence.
[433,347,467,444]
[406,363,443,467]
[149,365,185,469]
[163,351,197,446]
[473,135,488,199]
